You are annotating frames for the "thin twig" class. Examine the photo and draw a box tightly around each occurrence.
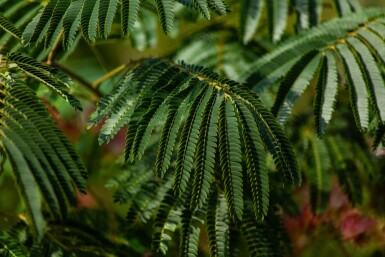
[52,61,103,99]
[46,31,63,65]
[91,63,127,89]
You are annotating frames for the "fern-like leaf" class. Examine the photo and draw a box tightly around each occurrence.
[174,84,210,195]
[44,0,71,48]
[22,0,227,48]
[271,50,321,123]
[307,136,331,214]
[98,0,118,38]
[231,86,301,186]
[336,43,369,130]
[0,12,22,40]
[240,0,361,43]
[0,79,86,240]
[193,0,211,20]
[90,58,300,221]
[22,0,57,45]
[6,53,82,110]
[179,209,203,257]
[155,0,174,34]
[241,207,283,257]
[246,8,385,134]
[314,52,338,136]
[0,229,28,257]
[152,189,181,256]
[236,102,269,218]
[63,0,82,48]
[206,188,230,257]
[346,36,385,123]
[190,90,221,209]
[267,0,289,42]
[156,97,189,177]
[81,0,100,42]
[218,99,243,220]
[121,0,141,34]
[240,0,264,44]
[0,136,45,240]
[335,0,361,16]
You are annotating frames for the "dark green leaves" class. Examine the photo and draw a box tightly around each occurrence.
[246,8,385,135]
[122,0,140,34]
[99,0,119,38]
[0,80,86,240]
[240,0,362,43]
[241,0,264,44]
[63,0,82,48]
[190,90,221,209]
[155,0,175,34]
[0,12,22,39]
[314,52,338,137]
[6,53,82,110]
[0,1,41,56]
[218,99,243,220]
[22,0,228,49]
[236,103,268,218]
[90,58,300,221]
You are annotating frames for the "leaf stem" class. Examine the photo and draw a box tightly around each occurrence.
[91,63,127,89]
[46,31,63,65]
[52,61,103,99]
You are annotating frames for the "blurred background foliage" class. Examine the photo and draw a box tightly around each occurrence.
[1,0,385,256]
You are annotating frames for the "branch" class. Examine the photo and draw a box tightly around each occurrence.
[46,31,63,65]
[91,59,142,89]
[52,61,103,99]
[91,63,127,89]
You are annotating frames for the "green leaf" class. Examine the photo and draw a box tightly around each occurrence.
[81,0,100,42]
[0,12,22,39]
[179,209,203,257]
[267,0,289,42]
[206,189,230,257]
[241,207,283,257]
[0,136,44,240]
[272,50,321,123]
[44,0,71,48]
[99,0,119,38]
[346,36,385,123]
[22,0,57,45]
[307,136,331,214]
[241,0,264,44]
[156,89,193,177]
[208,0,228,15]
[122,0,141,34]
[314,51,339,136]
[232,86,301,185]
[152,190,181,256]
[336,43,369,130]
[0,230,28,257]
[174,85,211,196]
[193,0,211,20]
[155,0,175,34]
[63,0,83,48]
[7,53,82,110]
[236,102,269,218]
[191,91,222,209]
[218,99,243,220]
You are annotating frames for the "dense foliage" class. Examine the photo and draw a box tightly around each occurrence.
[0,0,385,256]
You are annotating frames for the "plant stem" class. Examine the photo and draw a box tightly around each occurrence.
[91,63,127,89]
[46,31,63,65]
[52,61,103,99]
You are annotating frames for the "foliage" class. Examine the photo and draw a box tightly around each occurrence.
[0,0,385,257]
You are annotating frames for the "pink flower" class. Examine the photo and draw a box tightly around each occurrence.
[339,210,374,243]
